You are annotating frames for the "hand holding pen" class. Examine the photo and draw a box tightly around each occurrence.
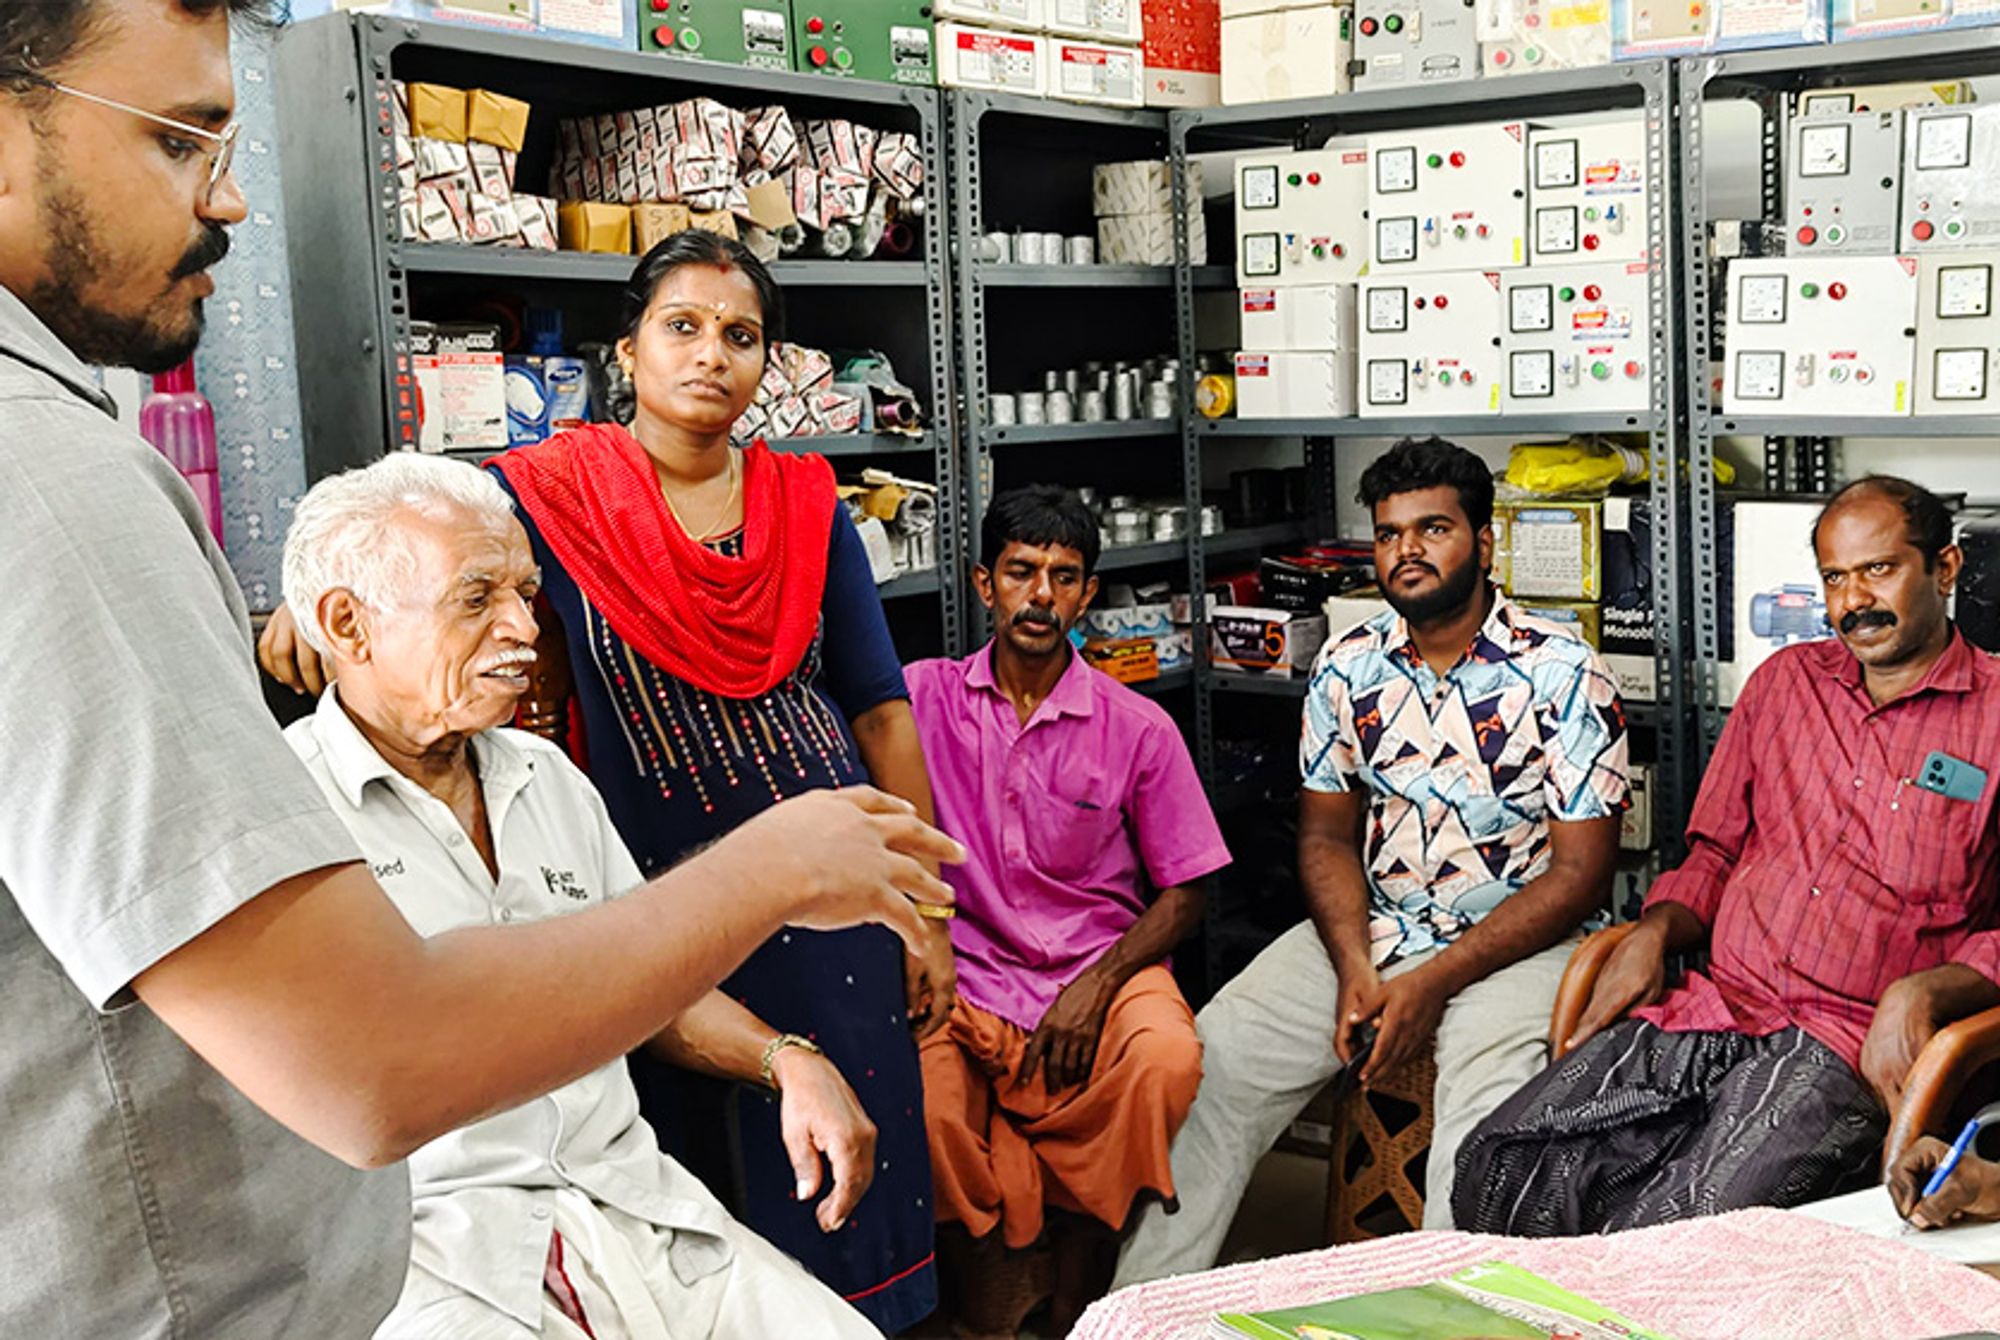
[1889,1101,2000,1231]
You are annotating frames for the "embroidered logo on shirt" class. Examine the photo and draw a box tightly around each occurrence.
[371,858,405,879]
[541,867,588,900]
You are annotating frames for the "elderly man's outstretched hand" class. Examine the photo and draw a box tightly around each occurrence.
[731,788,961,953]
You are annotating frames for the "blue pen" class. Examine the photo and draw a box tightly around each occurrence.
[1920,1118,1984,1204]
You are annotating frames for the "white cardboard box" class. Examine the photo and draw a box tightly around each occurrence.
[1051,38,1145,105]
[1047,0,1145,41]
[1239,284,1357,352]
[937,22,1049,93]
[1234,350,1358,416]
[934,0,1046,31]
[1098,209,1207,263]
[1220,0,1351,103]
[1094,158,1205,218]
[1210,606,1330,676]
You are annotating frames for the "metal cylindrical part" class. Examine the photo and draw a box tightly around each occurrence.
[988,393,1018,425]
[1017,391,1046,424]
[1112,374,1137,420]
[1080,388,1107,421]
[1046,389,1074,423]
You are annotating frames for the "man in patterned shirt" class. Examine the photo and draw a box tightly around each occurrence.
[1119,438,1629,1282]
[1455,475,2000,1237]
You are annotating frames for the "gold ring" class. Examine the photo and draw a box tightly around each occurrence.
[914,900,956,921]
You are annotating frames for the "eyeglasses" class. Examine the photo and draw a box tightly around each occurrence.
[8,73,240,204]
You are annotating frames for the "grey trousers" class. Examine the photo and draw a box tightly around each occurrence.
[1113,921,1577,1287]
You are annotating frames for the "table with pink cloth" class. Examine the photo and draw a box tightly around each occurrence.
[1074,1208,2000,1340]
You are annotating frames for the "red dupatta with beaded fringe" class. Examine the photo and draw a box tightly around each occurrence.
[495,423,837,700]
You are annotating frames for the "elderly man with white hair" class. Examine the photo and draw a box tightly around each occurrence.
[281,454,888,1340]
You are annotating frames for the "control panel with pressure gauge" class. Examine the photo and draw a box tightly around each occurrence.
[1367,122,1529,274]
[1784,110,1904,256]
[1358,270,1504,417]
[1721,256,1917,415]
[1235,140,1370,287]
[1527,117,1648,266]
[1916,251,2000,415]
[1501,262,1651,413]
[1900,106,2000,252]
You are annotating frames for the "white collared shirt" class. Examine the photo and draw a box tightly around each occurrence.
[285,690,734,1327]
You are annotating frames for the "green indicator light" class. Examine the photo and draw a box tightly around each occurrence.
[1287,173,1302,186]
[833,46,853,67]
[1558,286,1575,301]
[1385,13,1404,30]
[1591,361,1611,380]
[1800,282,1820,298]
[1584,207,1599,221]
[1426,153,1442,168]
[1438,371,1452,385]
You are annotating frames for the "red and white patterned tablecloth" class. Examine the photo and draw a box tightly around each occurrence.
[1074,1208,2000,1340]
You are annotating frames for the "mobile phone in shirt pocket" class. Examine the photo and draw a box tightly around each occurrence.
[1917,751,1988,803]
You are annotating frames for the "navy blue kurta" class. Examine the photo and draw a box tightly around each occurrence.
[495,470,937,1331]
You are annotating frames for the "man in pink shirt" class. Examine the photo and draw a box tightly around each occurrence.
[906,485,1230,1338]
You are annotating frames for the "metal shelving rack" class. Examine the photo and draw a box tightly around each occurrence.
[946,91,1256,654]
[272,12,964,652]
[1682,31,2000,763]
[1171,61,1690,987]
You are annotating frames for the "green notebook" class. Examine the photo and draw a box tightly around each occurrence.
[1208,1261,1679,1340]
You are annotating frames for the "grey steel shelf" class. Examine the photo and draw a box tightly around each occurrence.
[981,418,1179,446]
[1699,27,2000,85]
[1173,61,1665,141]
[955,88,1168,130]
[877,569,942,600]
[1210,670,1310,698]
[396,243,927,287]
[345,11,932,111]
[1708,415,2000,439]
[1098,538,1189,570]
[1133,665,1195,696]
[1198,413,1652,438]
[768,432,933,457]
[976,263,1177,287]
[1203,520,1314,559]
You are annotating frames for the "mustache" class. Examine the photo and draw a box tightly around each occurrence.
[1012,608,1059,629]
[1391,561,1439,580]
[1840,609,1897,635]
[169,224,231,282]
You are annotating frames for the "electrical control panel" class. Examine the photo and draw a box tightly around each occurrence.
[1797,81,1972,116]
[1915,251,2000,415]
[1352,0,1480,90]
[1359,270,1504,416]
[792,0,934,81]
[1239,284,1358,351]
[1721,256,1917,416]
[1235,138,1371,286]
[1233,351,1359,417]
[1526,118,1648,266]
[1501,262,1651,412]
[638,0,795,69]
[1476,0,1612,74]
[1784,111,1904,255]
[1900,106,2000,252]
[1367,122,1528,274]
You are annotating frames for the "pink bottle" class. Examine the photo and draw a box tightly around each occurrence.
[139,360,223,548]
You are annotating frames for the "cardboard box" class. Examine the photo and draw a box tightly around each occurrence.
[1238,284,1355,352]
[1610,0,1828,58]
[1220,0,1350,104]
[1721,499,1832,706]
[1601,495,1655,701]
[1621,762,1652,851]
[1081,636,1161,683]
[408,83,469,142]
[291,0,636,51]
[634,202,692,251]
[1514,598,1603,647]
[1093,159,1204,218]
[936,22,1049,93]
[1048,0,1145,40]
[1210,606,1328,676]
[1097,209,1206,264]
[1051,39,1144,105]
[689,209,740,239]
[1143,0,1222,106]
[466,88,531,151]
[933,0,1046,31]
[557,200,633,253]
[411,320,507,452]
[1259,556,1368,613]
[1497,499,1603,601]
[1323,586,1391,639]
[1232,350,1357,417]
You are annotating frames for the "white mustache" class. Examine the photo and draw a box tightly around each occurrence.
[475,649,538,675]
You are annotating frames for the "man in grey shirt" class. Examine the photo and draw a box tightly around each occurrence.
[0,3,959,1336]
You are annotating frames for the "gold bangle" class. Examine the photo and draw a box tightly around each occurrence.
[913,900,956,921]
[759,1033,823,1090]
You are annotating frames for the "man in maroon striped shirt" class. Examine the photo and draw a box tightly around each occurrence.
[1455,475,2000,1236]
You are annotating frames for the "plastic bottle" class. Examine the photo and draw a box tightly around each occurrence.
[139,360,223,547]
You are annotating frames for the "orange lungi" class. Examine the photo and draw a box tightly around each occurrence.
[919,963,1202,1249]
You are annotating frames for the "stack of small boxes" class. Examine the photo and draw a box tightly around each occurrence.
[935,0,1149,106]
[729,343,867,445]
[548,99,925,259]
[395,82,558,249]
[1093,158,1206,266]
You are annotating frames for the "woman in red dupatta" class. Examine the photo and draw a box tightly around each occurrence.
[263,232,952,1332]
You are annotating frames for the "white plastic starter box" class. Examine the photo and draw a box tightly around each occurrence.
[1501,261,1652,413]
[1785,110,1906,256]
[1915,250,2000,414]
[1527,117,1648,266]
[1476,0,1612,73]
[1899,105,2000,253]
[1358,270,1504,416]
[1238,284,1359,351]
[1220,0,1352,103]
[1368,121,1529,274]
[1233,350,1360,416]
[1351,0,1479,90]
[1235,139,1371,285]
[1720,255,1917,416]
